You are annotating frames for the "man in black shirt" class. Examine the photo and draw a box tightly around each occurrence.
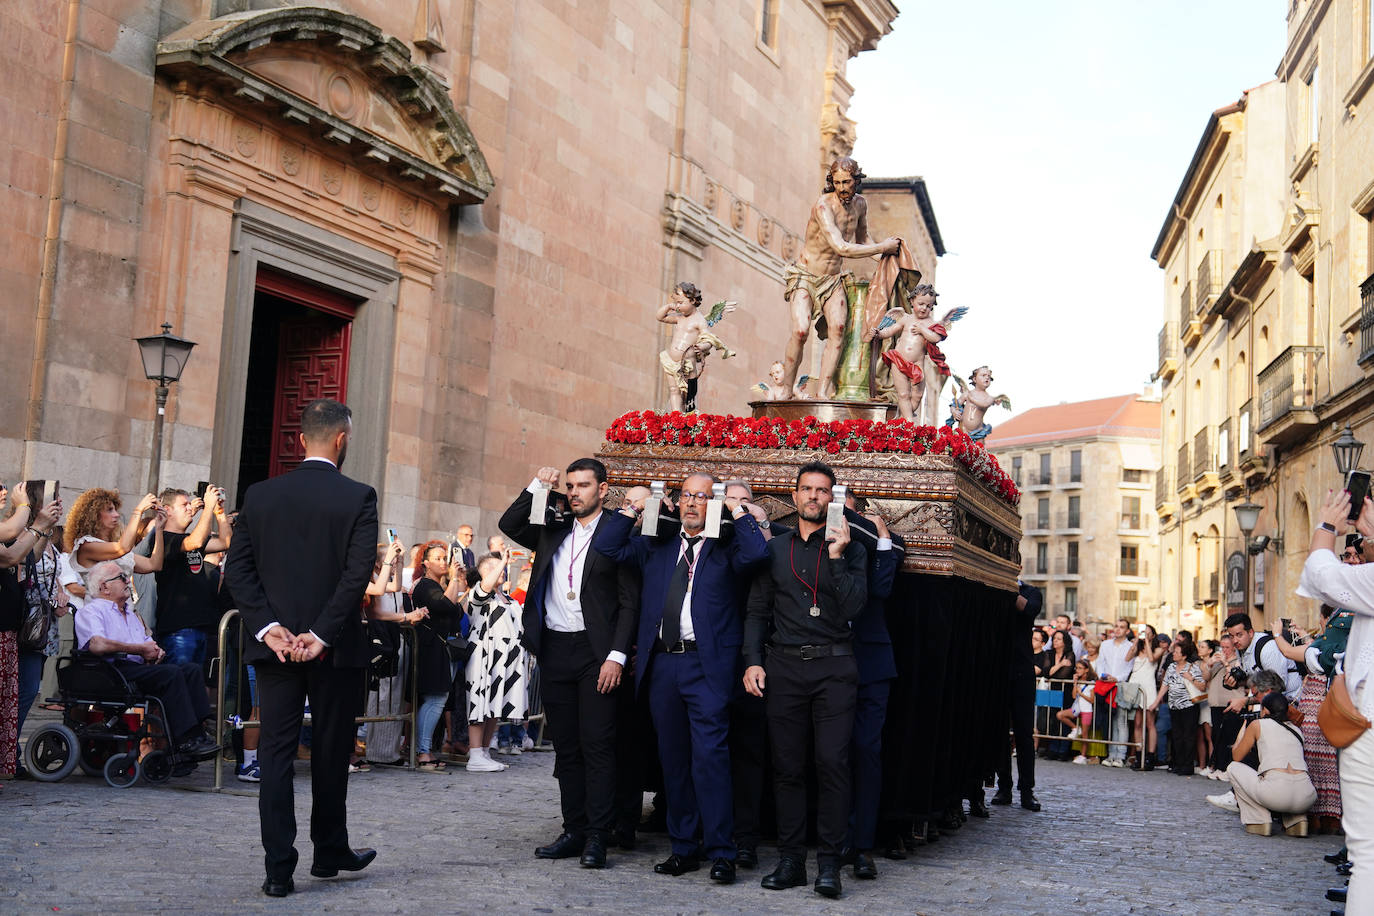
[155,486,232,670]
[743,461,867,898]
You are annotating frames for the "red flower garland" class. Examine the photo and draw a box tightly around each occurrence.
[604,411,1021,506]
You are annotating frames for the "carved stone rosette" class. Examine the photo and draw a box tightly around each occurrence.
[595,440,1020,591]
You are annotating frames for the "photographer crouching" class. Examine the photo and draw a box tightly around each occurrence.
[1219,690,1316,837]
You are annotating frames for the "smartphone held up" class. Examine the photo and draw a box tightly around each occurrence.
[1348,469,1372,522]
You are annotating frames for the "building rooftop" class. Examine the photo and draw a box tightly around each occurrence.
[863,176,945,256]
[984,394,1161,449]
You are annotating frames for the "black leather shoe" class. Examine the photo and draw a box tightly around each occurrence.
[177,735,221,760]
[761,856,807,890]
[1327,886,1348,904]
[262,877,294,897]
[990,789,1012,806]
[311,847,377,877]
[967,796,990,819]
[709,857,736,884]
[1336,861,1354,877]
[937,812,962,834]
[852,852,877,879]
[736,846,758,869]
[611,828,637,851]
[1021,792,1042,812]
[580,835,607,869]
[1326,847,1349,865]
[535,832,585,859]
[814,862,842,898]
[653,853,700,876]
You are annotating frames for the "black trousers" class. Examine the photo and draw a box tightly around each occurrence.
[1211,707,1243,772]
[996,671,1035,792]
[850,678,890,850]
[1168,703,1200,775]
[113,660,212,740]
[540,628,619,839]
[255,660,365,881]
[730,689,771,850]
[765,652,857,863]
[613,666,651,833]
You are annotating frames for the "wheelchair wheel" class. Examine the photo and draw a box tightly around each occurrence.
[25,723,80,782]
[140,750,171,786]
[78,737,115,777]
[103,752,141,788]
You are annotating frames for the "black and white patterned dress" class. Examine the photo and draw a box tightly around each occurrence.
[464,586,527,724]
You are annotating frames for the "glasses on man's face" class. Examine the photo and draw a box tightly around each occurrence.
[102,573,129,587]
[680,492,712,504]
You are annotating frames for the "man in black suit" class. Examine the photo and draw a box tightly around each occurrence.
[225,399,379,898]
[498,459,639,869]
[991,580,1043,812]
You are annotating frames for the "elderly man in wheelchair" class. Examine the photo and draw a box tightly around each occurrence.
[73,561,219,759]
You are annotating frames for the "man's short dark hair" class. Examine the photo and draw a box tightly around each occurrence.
[565,457,607,484]
[300,399,352,441]
[1224,612,1253,631]
[795,461,836,490]
[159,487,189,504]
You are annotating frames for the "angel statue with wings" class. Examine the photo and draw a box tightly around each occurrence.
[753,360,812,401]
[862,283,966,420]
[945,366,1011,441]
[656,281,737,413]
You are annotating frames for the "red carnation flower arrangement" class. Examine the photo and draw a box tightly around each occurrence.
[604,411,1021,506]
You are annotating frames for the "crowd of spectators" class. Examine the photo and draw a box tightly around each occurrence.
[0,479,536,785]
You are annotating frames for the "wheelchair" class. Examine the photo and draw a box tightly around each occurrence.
[24,654,197,788]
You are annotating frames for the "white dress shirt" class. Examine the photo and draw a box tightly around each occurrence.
[1299,548,1374,716]
[1097,636,1134,682]
[530,480,626,667]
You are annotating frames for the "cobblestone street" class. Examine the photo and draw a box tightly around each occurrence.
[0,730,1345,915]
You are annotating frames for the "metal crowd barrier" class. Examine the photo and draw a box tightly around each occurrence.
[1029,675,1147,765]
[211,609,421,791]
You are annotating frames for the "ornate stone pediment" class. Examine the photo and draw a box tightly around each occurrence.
[157,7,492,204]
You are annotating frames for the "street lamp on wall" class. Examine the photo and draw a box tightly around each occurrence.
[1333,423,1365,478]
[1233,500,1263,612]
[135,322,197,495]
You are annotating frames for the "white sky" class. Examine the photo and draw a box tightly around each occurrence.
[848,0,1288,420]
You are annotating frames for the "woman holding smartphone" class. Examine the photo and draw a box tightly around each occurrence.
[410,540,468,771]
[1129,623,1164,770]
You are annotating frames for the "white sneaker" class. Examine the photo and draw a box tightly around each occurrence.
[508,744,522,755]
[1206,791,1239,813]
[1215,769,1231,782]
[1067,727,1081,739]
[1198,766,1213,778]
[466,749,506,773]
[521,735,535,751]
[1072,755,1088,765]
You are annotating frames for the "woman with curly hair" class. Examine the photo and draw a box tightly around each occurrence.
[63,488,165,589]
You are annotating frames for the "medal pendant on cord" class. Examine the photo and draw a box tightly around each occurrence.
[809,604,821,617]
[567,590,576,601]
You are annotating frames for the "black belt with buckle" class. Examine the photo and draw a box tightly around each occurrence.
[775,643,853,660]
[656,638,698,654]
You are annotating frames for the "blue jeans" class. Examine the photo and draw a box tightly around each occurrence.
[16,650,46,766]
[497,722,526,747]
[162,628,209,668]
[416,694,447,755]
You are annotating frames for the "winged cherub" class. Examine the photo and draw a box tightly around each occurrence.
[945,365,1011,441]
[863,284,967,420]
[753,360,812,401]
[656,282,737,412]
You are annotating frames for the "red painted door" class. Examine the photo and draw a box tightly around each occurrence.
[268,315,352,478]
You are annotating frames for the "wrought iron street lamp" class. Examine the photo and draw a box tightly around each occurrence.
[135,322,196,494]
[1233,500,1263,612]
[1333,423,1365,477]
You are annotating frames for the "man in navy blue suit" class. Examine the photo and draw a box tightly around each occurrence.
[840,492,903,881]
[596,473,768,885]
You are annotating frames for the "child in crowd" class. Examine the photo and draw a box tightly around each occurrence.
[1056,659,1098,765]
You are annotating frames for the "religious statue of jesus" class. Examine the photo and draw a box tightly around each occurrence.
[779,157,900,399]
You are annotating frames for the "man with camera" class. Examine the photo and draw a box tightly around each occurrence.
[1221,612,1301,708]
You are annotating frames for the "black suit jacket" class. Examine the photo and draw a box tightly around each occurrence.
[499,488,639,662]
[225,460,378,668]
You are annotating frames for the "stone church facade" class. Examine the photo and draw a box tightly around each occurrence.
[1,0,914,537]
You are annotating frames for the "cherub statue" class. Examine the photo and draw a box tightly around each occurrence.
[863,283,966,420]
[945,365,1011,441]
[753,360,812,401]
[656,281,737,412]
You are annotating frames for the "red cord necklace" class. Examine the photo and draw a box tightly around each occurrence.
[789,533,823,617]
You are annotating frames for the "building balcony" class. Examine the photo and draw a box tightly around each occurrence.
[1054,467,1083,488]
[1359,272,1374,367]
[1026,471,1053,490]
[1192,572,1220,605]
[1023,514,1050,534]
[1193,426,1220,494]
[1179,281,1203,348]
[1258,345,1322,447]
[1053,511,1082,533]
[1118,559,1150,581]
[1196,249,1223,315]
[1051,557,1080,580]
[1236,400,1267,483]
[1155,467,1172,508]
[1118,512,1150,534]
[1158,322,1179,381]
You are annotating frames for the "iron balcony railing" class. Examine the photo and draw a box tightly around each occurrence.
[1120,557,1149,577]
[1196,250,1223,310]
[1257,345,1322,430]
[1176,443,1190,492]
[1054,510,1082,529]
[1156,467,1172,505]
[1053,556,1080,575]
[1360,273,1374,364]
[1178,282,1193,336]
[1159,322,1178,364]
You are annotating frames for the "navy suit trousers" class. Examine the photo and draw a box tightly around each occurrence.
[849,678,890,850]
